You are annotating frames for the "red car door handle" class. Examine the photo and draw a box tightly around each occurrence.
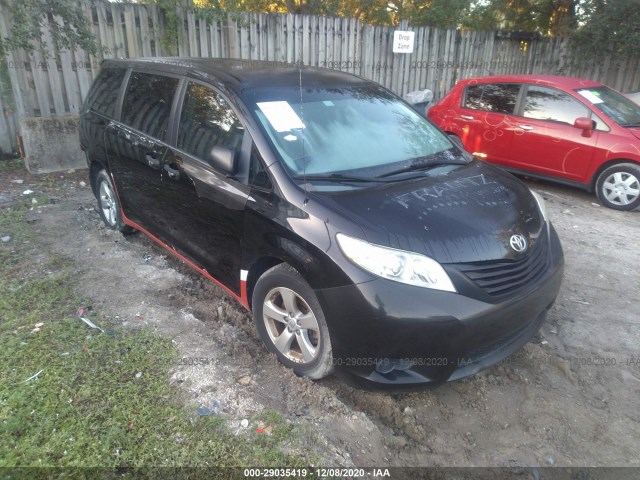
[518,125,534,131]
[460,115,474,120]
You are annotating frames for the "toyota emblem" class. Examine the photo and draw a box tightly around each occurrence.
[510,234,528,253]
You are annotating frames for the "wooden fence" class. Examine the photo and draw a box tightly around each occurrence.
[1,0,639,155]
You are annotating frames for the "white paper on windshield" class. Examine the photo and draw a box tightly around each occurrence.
[257,101,305,132]
[578,89,604,104]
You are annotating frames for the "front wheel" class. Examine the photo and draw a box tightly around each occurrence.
[595,163,640,211]
[95,170,136,234]
[252,263,333,380]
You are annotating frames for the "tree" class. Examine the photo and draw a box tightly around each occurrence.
[219,0,474,27]
[391,0,474,28]
[214,0,332,16]
[0,0,101,58]
[154,0,583,32]
[570,0,640,61]
[546,0,576,36]
[464,0,576,35]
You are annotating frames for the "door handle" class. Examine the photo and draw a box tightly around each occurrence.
[145,153,160,170]
[460,115,474,120]
[518,125,534,131]
[164,163,181,181]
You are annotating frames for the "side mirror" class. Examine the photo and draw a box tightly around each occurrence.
[573,117,594,138]
[208,145,237,176]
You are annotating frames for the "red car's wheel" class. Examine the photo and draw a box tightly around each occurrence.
[596,163,640,211]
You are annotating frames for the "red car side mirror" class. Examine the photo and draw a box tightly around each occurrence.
[574,117,595,137]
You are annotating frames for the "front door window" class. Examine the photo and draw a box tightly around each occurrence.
[523,85,589,125]
[177,83,245,163]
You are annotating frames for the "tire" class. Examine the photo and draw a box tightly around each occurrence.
[252,263,333,380]
[595,163,640,211]
[95,170,136,234]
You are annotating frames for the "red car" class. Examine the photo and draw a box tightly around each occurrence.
[428,75,640,211]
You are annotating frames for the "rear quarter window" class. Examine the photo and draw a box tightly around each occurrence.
[464,83,520,114]
[85,67,126,117]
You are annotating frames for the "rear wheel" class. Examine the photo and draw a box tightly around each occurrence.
[595,163,640,211]
[95,170,136,234]
[252,263,333,380]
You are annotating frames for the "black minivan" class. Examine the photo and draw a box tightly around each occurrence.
[79,58,564,388]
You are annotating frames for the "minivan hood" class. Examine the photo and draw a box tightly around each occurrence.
[316,161,543,264]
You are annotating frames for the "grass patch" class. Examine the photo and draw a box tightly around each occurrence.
[0,158,23,172]
[0,180,312,468]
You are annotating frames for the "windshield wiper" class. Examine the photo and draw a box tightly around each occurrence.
[294,172,424,185]
[377,158,466,178]
[294,173,385,183]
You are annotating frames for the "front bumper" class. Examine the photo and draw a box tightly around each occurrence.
[315,225,564,389]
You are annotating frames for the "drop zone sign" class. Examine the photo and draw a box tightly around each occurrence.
[393,31,415,53]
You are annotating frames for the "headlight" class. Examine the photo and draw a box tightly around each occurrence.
[336,234,456,292]
[530,190,548,222]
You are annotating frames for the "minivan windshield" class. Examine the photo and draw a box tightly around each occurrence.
[576,86,640,127]
[245,85,457,179]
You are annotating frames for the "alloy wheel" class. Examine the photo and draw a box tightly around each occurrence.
[262,287,320,364]
[99,180,117,227]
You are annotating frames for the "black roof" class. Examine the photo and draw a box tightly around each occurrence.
[101,57,371,93]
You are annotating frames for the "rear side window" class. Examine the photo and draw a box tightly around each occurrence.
[464,84,520,114]
[177,82,245,162]
[121,72,179,141]
[85,67,126,117]
[523,85,589,125]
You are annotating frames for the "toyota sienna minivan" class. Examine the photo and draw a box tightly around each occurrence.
[79,58,564,388]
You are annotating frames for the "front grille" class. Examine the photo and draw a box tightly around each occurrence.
[454,229,549,298]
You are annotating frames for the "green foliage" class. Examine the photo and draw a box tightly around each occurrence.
[140,0,231,54]
[570,0,640,62]
[0,0,102,58]
[221,0,475,27]
[157,0,180,55]
[216,0,581,31]
[0,59,14,112]
[403,0,474,28]
[463,0,576,34]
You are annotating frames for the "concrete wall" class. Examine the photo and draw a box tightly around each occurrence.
[20,116,87,173]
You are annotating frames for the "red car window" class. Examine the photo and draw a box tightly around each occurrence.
[464,84,520,114]
[523,86,589,125]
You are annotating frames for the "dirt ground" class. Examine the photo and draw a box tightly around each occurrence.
[2,165,639,468]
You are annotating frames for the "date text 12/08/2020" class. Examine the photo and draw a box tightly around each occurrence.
[243,468,391,478]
